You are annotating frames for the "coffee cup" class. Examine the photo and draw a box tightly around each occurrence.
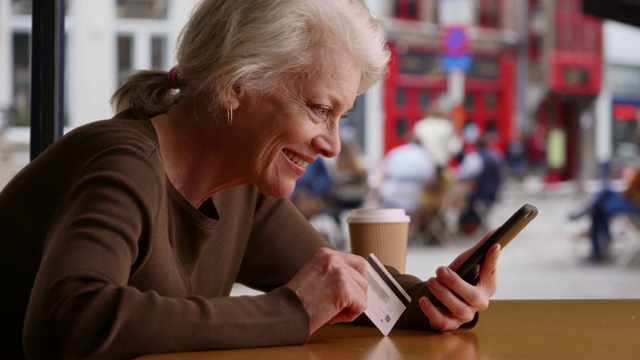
[346,208,410,273]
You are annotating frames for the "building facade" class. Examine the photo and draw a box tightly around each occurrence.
[0,0,197,144]
[2,0,639,183]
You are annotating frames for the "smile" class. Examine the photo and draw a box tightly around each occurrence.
[283,149,310,169]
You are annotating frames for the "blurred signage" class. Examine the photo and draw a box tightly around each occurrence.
[442,26,469,56]
[440,26,471,73]
[562,67,589,86]
[401,52,500,80]
[613,104,638,121]
[469,58,500,79]
[400,52,442,75]
[441,55,472,72]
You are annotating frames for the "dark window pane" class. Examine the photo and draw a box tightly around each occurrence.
[117,0,168,19]
[11,0,32,15]
[419,91,430,109]
[487,120,498,136]
[486,92,497,109]
[117,35,133,87]
[151,36,167,69]
[465,93,474,109]
[12,0,70,15]
[12,32,31,127]
[396,118,408,138]
[396,89,406,107]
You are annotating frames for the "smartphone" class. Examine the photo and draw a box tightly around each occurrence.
[452,203,538,282]
[425,204,538,305]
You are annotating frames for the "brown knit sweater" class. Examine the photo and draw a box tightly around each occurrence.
[0,109,462,359]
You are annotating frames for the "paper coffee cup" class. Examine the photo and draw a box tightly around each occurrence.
[346,208,410,273]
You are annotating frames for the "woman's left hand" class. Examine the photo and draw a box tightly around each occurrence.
[417,241,501,331]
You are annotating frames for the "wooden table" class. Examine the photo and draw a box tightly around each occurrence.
[138,300,640,359]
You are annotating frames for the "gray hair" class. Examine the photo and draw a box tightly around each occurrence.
[110,0,390,115]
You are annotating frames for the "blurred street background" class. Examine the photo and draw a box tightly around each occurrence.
[4,148,639,300]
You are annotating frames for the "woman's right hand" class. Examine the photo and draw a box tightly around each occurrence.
[285,247,368,333]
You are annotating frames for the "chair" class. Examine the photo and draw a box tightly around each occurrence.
[611,214,640,267]
[419,175,457,246]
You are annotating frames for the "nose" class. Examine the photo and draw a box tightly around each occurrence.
[312,126,341,158]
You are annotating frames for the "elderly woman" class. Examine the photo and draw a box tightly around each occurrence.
[0,0,500,358]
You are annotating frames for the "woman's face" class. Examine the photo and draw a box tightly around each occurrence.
[234,51,361,198]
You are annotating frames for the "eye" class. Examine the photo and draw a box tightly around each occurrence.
[314,106,330,118]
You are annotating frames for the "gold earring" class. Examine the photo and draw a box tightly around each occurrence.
[227,103,233,126]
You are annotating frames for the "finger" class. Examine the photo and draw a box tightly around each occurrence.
[336,251,368,275]
[478,243,501,296]
[427,275,476,322]
[418,296,460,331]
[327,270,369,324]
[333,255,368,296]
[345,265,369,299]
[435,266,487,312]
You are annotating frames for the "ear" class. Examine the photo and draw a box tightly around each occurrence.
[215,83,245,111]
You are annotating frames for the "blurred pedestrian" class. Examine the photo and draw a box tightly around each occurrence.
[377,132,437,241]
[456,135,505,236]
[569,166,640,262]
[291,157,345,249]
[506,132,527,182]
[413,108,463,169]
[329,128,369,213]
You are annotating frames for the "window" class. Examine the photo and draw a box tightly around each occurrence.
[419,91,430,109]
[464,92,474,109]
[394,0,419,20]
[11,0,32,15]
[12,0,70,15]
[486,92,497,109]
[151,36,167,70]
[479,0,501,28]
[396,118,408,138]
[117,0,168,20]
[11,32,31,127]
[486,119,498,136]
[117,35,134,87]
[396,89,406,107]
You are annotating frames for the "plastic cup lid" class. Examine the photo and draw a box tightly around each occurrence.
[346,208,410,223]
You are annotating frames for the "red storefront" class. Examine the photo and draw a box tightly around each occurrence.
[382,43,516,154]
[529,0,602,181]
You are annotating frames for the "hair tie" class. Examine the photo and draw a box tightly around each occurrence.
[167,67,179,89]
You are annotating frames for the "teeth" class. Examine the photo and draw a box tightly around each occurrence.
[284,149,310,169]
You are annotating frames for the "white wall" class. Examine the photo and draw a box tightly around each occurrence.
[595,21,640,164]
[66,0,199,129]
[604,21,640,64]
[68,0,116,127]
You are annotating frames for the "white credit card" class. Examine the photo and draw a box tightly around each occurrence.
[364,253,411,336]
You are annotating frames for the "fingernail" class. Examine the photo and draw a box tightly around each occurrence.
[420,297,430,307]
[436,266,450,277]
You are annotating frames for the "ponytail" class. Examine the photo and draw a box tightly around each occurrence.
[110,69,179,115]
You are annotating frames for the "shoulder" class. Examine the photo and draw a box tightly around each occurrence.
[57,109,159,159]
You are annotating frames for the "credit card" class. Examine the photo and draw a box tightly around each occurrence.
[364,253,411,336]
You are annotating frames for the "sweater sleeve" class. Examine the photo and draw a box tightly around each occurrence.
[236,193,331,289]
[21,145,315,358]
